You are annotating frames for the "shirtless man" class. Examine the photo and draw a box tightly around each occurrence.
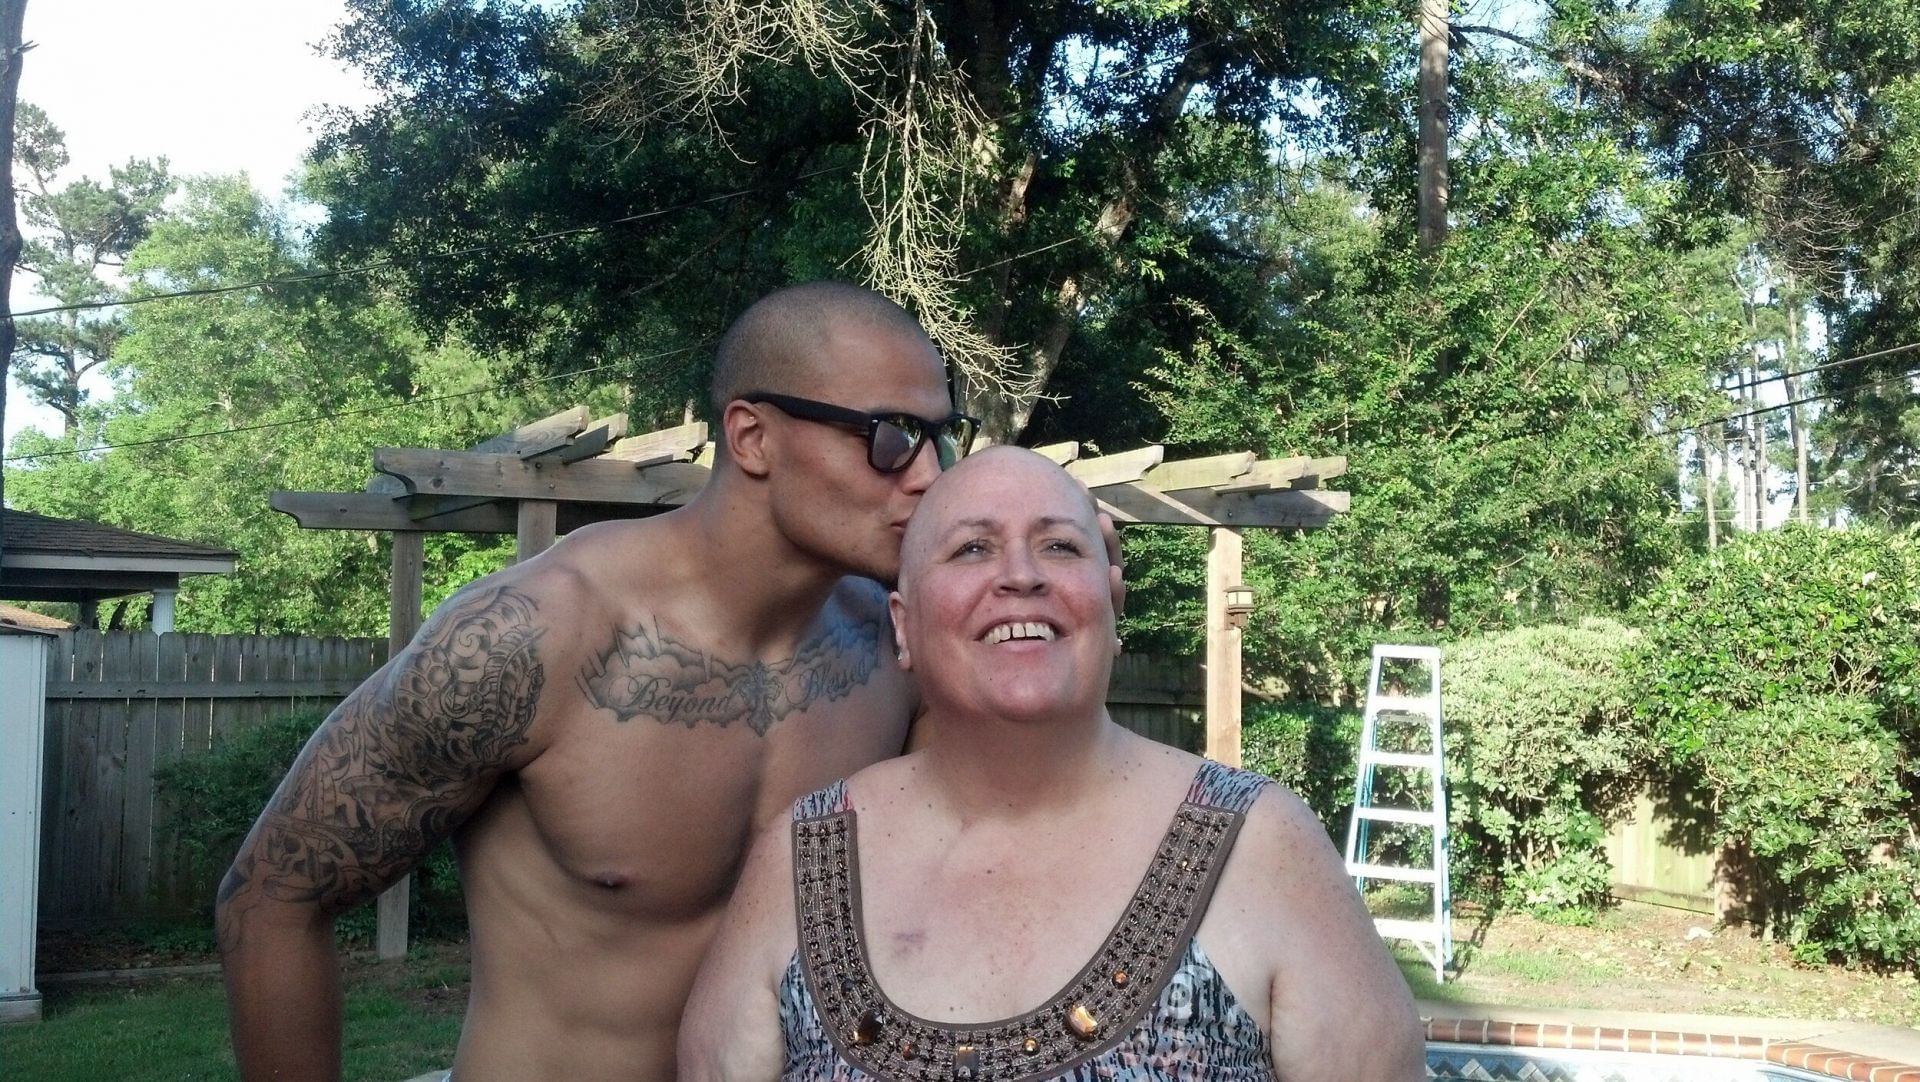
[216,283,1017,1081]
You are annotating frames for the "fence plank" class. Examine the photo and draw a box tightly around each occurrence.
[153,633,190,912]
[243,636,272,733]
[61,631,106,921]
[119,633,160,910]
[210,637,247,747]
[91,633,135,918]
[182,634,217,758]
[38,637,72,926]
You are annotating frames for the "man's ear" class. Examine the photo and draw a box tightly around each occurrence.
[723,400,772,478]
[888,591,912,671]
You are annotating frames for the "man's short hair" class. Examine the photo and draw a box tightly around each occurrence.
[708,282,933,418]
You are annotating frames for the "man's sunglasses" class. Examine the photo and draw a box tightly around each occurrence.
[740,391,981,473]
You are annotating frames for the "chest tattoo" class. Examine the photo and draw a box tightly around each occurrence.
[577,613,881,735]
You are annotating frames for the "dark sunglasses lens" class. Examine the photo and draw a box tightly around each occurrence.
[934,418,976,469]
[870,420,921,472]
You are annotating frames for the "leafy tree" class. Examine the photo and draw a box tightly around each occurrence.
[307,0,1412,439]
[1116,57,1739,699]
[5,175,611,633]
[1632,524,1920,966]
[1561,0,1920,523]
[10,102,172,432]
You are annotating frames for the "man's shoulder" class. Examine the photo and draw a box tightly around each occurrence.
[826,576,890,619]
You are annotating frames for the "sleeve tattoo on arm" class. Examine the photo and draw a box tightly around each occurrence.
[220,587,546,924]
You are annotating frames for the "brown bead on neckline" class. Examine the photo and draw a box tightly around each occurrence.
[1022,1036,1040,1054]
[852,1008,885,1045]
[1112,969,1130,986]
[1067,1002,1100,1039]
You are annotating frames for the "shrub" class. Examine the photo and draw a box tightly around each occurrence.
[156,711,467,942]
[1633,524,1920,969]
[1441,618,1652,916]
[1245,618,1648,919]
[1242,700,1364,834]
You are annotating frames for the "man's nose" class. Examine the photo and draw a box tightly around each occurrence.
[898,438,943,495]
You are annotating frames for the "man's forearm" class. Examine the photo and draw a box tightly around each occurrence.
[220,902,344,1082]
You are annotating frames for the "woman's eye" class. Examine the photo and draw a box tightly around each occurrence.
[953,539,989,557]
[1044,538,1084,555]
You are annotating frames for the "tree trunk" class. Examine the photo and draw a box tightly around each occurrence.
[963,37,1213,441]
[0,0,30,548]
[1416,0,1450,254]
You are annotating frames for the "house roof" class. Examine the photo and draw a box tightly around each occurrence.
[3,508,236,561]
[0,602,72,631]
[0,508,237,603]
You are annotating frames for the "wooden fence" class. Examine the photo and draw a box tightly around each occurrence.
[1603,790,1718,913]
[38,631,389,926]
[35,636,1200,928]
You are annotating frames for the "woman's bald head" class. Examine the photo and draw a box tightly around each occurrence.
[898,446,1105,594]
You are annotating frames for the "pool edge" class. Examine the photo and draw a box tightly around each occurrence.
[1423,1017,1920,1082]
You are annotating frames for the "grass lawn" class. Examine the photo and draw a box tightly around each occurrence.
[6,904,1916,1078]
[1393,902,1920,1028]
[0,953,462,1082]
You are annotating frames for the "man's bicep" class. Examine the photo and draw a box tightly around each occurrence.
[225,584,550,916]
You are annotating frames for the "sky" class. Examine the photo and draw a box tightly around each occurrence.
[4,0,376,446]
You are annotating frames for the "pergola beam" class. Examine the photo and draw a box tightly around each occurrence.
[278,413,1356,966]
[372,449,711,505]
[272,492,519,533]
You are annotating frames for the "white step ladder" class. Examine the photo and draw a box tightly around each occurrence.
[1342,644,1452,981]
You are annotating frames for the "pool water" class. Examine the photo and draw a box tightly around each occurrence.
[1429,1043,1836,1082]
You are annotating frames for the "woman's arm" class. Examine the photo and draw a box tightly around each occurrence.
[678,813,798,1081]
[1245,788,1428,1082]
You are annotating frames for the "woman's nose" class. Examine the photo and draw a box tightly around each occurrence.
[995,548,1047,593]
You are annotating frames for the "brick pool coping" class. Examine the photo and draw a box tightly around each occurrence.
[1424,1018,1920,1082]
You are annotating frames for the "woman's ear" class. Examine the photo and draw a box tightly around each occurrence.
[888,591,912,671]
[724,400,772,478]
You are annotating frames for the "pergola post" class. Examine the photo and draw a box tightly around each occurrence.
[150,588,178,633]
[375,530,425,962]
[1204,527,1245,766]
[516,500,558,563]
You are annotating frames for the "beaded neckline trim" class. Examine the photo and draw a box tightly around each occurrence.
[791,772,1249,1080]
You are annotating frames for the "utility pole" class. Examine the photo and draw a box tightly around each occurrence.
[1703,429,1719,548]
[1784,278,1811,523]
[0,0,28,564]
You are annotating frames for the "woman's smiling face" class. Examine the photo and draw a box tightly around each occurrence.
[890,447,1119,727]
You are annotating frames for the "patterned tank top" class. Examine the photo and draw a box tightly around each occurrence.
[777,760,1278,1081]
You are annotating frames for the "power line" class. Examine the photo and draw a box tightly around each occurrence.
[1731,338,1920,393]
[7,169,852,320]
[2,349,693,463]
[1652,365,1919,438]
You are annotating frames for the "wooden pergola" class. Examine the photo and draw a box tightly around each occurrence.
[272,406,1349,955]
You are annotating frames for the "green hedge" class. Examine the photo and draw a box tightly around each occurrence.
[1245,617,1649,918]
[1441,618,1651,916]
[1633,524,1920,969]
[156,711,467,942]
